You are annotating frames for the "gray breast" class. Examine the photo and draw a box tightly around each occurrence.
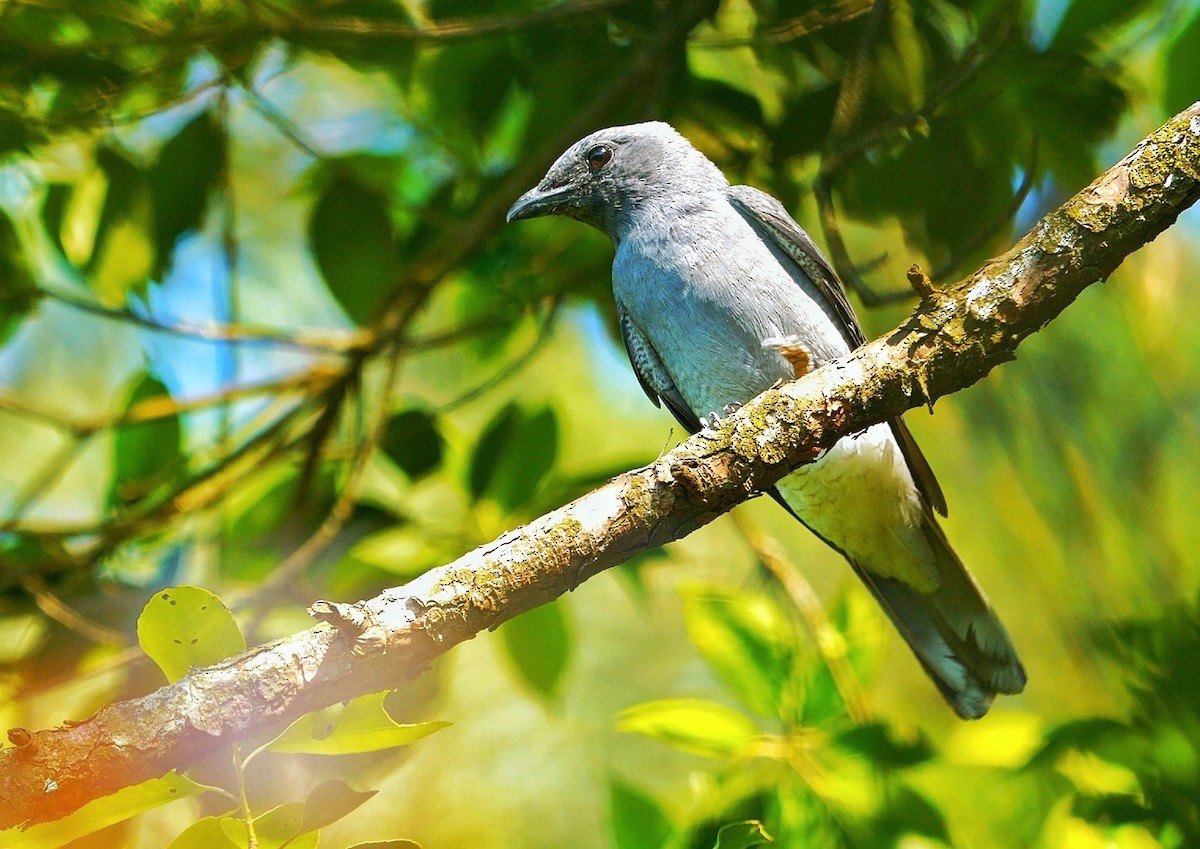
[613,199,850,416]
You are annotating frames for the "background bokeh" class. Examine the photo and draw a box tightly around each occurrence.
[1,0,1199,847]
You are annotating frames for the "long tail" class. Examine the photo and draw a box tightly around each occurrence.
[850,516,1026,720]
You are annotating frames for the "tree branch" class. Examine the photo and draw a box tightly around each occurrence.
[3,101,1198,830]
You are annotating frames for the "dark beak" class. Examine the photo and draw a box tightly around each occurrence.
[506,184,577,223]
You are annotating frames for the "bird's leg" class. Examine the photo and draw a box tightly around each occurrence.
[762,335,813,378]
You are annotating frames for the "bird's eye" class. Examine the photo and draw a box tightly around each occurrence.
[586,145,612,171]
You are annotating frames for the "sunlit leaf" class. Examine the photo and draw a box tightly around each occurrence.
[137,585,246,683]
[218,802,318,849]
[500,599,571,701]
[348,524,462,578]
[268,691,450,755]
[345,841,422,849]
[1057,749,1142,797]
[616,698,760,759]
[167,816,242,849]
[712,820,773,849]
[680,584,794,718]
[609,778,673,849]
[944,710,1044,768]
[0,772,209,849]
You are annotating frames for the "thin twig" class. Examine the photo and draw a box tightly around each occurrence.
[437,297,562,413]
[17,573,128,645]
[43,289,374,355]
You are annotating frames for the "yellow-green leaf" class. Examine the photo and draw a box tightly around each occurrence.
[167,816,241,849]
[137,586,246,683]
[616,698,760,759]
[500,600,571,701]
[250,802,318,849]
[0,772,209,849]
[268,691,450,755]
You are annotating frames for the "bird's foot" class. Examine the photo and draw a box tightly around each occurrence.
[700,403,742,430]
[762,335,813,378]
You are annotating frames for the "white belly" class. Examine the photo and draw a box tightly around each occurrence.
[775,423,937,591]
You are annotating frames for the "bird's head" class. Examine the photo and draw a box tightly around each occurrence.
[506,122,726,239]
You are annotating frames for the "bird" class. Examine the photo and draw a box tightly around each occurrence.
[506,121,1025,719]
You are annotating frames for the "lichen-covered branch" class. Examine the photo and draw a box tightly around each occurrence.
[2,101,1197,830]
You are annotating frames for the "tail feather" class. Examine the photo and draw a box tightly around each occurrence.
[850,517,1025,719]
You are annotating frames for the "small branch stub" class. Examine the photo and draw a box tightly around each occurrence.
[906,263,939,300]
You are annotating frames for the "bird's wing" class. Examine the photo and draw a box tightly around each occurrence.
[728,184,948,516]
[617,303,702,434]
[727,184,866,348]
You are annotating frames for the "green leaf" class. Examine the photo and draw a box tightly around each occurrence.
[347,524,462,578]
[84,154,155,301]
[345,842,422,849]
[609,778,673,849]
[468,402,519,500]
[167,816,242,849]
[148,111,226,278]
[499,599,571,701]
[232,802,318,849]
[616,698,760,759]
[1052,0,1157,50]
[310,170,397,326]
[680,584,794,718]
[468,403,558,512]
[300,779,378,833]
[0,772,208,849]
[111,373,182,507]
[872,785,949,844]
[1026,717,1132,769]
[427,41,516,148]
[713,820,773,849]
[268,691,450,755]
[835,722,933,769]
[0,212,38,345]
[137,585,246,683]
[382,409,444,480]
[1165,9,1200,114]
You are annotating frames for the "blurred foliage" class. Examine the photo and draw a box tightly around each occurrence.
[0,0,1198,846]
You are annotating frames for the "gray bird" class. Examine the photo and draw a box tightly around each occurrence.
[507,122,1025,719]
